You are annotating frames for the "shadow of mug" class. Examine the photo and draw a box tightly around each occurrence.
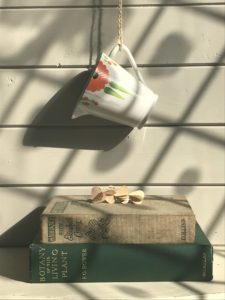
[23,70,132,151]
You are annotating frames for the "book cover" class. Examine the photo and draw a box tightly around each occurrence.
[30,224,213,283]
[41,195,196,244]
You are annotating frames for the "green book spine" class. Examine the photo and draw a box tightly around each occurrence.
[30,225,213,283]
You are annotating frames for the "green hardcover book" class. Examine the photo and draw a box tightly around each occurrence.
[29,224,213,283]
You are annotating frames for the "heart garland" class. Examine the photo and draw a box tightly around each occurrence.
[91,186,144,205]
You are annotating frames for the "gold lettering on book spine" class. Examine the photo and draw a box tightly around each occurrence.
[81,248,88,280]
[48,216,56,242]
[180,218,187,241]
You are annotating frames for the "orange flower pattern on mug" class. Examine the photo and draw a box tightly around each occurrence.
[85,54,132,101]
[87,61,109,92]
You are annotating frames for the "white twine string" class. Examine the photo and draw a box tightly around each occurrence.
[117,0,123,50]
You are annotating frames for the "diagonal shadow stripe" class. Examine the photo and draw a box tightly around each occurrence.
[140,46,225,187]
[150,113,225,148]
[41,150,78,201]
[206,198,225,237]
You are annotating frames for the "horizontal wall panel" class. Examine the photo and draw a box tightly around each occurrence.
[0,6,224,66]
[0,127,224,185]
[0,66,224,126]
[0,186,224,245]
[1,1,224,7]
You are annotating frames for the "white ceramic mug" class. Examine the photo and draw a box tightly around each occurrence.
[72,45,158,128]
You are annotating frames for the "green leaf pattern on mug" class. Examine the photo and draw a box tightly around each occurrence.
[109,81,132,95]
[104,81,133,100]
[104,87,124,99]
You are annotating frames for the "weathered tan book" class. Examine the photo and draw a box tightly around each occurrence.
[41,195,196,244]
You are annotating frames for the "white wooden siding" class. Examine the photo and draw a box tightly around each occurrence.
[1,1,225,6]
[0,127,224,184]
[1,67,224,125]
[0,6,224,66]
[0,1,224,249]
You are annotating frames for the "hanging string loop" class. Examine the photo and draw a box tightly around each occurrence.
[109,44,145,84]
[110,0,145,84]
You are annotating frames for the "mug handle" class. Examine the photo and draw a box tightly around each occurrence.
[109,44,145,84]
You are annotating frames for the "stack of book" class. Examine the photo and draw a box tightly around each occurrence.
[29,195,213,283]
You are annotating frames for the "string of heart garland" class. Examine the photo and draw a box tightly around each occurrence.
[90,3,145,206]
[91,186,144,205]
